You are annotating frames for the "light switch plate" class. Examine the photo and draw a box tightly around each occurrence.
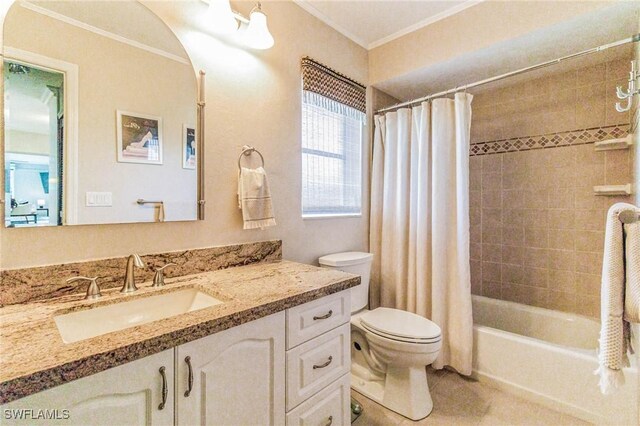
[86,192,112,207]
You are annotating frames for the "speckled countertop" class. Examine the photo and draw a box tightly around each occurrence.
[0,260,359,404]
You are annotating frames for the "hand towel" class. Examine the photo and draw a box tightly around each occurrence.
[157,202,165,223]
[596,202,638,394]
[237,166,276,230]
[624,219,640,323]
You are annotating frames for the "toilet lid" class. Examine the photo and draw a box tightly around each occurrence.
[360,308,441,341]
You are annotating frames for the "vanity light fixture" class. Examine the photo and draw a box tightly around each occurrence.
[203,0,274,50]
[206,0,238,35]
[242,3,274,50]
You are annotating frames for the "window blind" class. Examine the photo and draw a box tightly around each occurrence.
[301,58,365,217]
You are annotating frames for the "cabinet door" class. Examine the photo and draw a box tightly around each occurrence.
[1,349,174,426]
[177,311,286,426]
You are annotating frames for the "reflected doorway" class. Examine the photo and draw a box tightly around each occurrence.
[4,61,64,227]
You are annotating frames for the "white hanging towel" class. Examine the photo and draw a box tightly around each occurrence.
[624,215,640,322]
[237,166,276,230]
[596,202,639,394]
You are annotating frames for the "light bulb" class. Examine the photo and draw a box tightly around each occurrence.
[242,3,274,50]
[207,0,238,35]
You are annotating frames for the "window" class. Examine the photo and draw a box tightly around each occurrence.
[301,58,366,217]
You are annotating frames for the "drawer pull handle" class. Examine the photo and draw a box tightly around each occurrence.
[158,366,168,410]
[313,356,333,369]
[184,356,193,397]
[325,415,333,426]
[313,310,333,320]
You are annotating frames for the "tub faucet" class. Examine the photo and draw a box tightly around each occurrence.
[121,253,144,293]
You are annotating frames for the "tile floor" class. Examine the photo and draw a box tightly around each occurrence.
[352,368,590,426]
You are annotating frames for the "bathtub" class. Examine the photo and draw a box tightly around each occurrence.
[472,295,639,425]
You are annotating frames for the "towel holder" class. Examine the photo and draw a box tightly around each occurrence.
[238,145,265,171]
[137,199,163,206]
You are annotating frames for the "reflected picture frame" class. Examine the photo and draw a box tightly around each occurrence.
[116,110,163,165]
[182,124,196,170]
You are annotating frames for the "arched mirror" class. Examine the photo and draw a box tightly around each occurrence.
[3,0,202,227]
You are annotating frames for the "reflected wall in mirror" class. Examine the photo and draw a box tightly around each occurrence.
[3,0,199,227]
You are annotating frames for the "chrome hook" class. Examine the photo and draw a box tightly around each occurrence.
[616,97,632,113]
[616,85,631,99]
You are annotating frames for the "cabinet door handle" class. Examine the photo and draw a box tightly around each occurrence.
[184,356,194,397]
[313,356,333,369]
[325,415,333,426]
[158,366,168,410]
[313,310,333,320]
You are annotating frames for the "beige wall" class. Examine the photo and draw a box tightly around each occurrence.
[5,130,48,155]
[5,5,198,224]
[469,57,633,317]
[368,1,615,86]
[371,87,399,112]
[0,0,370,268]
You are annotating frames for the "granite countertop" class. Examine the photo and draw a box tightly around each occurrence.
[0,260,360,404]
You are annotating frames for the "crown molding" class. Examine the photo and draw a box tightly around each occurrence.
[20,1,191,65]
[292,0,369,49]
[294,0,483,51]
[368,0,484,49]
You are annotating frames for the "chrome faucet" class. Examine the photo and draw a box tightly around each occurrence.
[121,254,144,293]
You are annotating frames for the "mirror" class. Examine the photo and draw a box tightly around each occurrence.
[3,0,199,227]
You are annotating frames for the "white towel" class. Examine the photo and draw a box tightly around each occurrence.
[237,166,276,230]
[596,203,638,394]
[624,220,640,323]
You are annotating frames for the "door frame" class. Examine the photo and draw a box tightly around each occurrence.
[4,47,79,225]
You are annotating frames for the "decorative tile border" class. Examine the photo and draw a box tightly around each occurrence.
[0,240,282,306]
[470,123,629,156]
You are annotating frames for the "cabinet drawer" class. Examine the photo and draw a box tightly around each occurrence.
[286,374,350,426]
[286,323,350,411]
[287,290,350,349]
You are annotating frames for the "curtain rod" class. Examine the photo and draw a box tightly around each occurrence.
[376,33,640,114]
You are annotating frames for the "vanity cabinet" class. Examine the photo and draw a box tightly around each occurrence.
[176,311,286,426]
[1,349,175,426]
[1,291,351,426]
[285,290,351,426]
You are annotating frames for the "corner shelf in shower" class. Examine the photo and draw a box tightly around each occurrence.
[594,134,634,151]
[593,184,632,196]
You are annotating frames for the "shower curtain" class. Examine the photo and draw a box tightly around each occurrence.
[369,93,474,375]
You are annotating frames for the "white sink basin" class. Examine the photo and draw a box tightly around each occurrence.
[54,288,223,343]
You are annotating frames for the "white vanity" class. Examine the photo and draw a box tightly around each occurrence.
[1,284,353,426]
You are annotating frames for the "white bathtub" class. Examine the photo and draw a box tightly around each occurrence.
[472,295,639,425]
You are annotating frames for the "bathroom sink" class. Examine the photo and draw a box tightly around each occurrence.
[54,288,223,343]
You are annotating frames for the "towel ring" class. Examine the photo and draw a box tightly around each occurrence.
[238,146,265,170]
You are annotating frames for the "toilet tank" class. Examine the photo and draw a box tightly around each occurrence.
[318,252,373,313]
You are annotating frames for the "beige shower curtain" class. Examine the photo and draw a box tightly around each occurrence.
[369,93,474,375]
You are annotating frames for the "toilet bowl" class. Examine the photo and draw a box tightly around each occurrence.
[318,252,442,421]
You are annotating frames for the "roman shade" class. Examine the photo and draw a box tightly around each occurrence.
[301,56,366,117]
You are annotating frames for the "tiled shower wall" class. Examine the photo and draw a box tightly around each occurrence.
[469,55,635,318]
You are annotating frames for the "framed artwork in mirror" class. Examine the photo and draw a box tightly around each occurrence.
[183,124,196,170]
[116,110,163,165]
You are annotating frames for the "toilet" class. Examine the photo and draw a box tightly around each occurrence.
[318,252,442,421]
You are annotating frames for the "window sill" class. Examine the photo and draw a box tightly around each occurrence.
[302,213,362,220]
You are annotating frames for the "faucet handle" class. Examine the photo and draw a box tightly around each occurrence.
[152,263,176,287]
[67,276,102,300]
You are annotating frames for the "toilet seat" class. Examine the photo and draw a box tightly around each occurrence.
[360,308,441,344]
